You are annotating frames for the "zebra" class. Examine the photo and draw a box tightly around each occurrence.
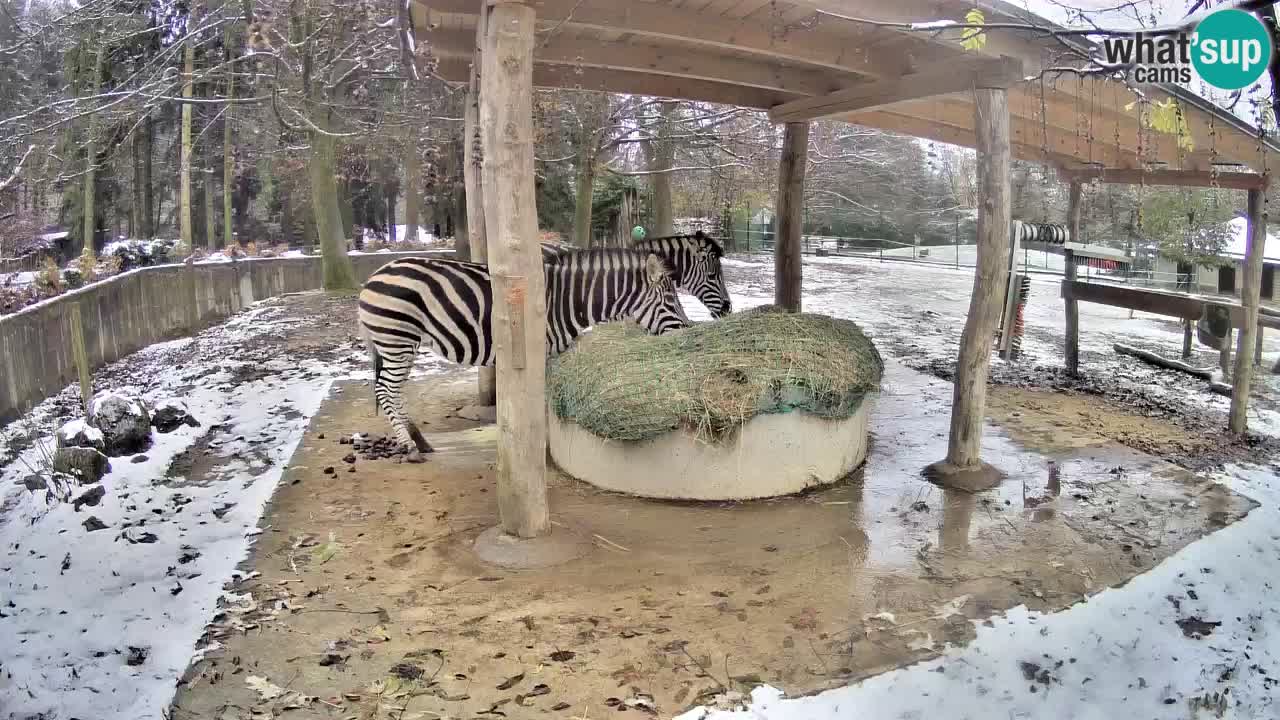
[540,230,732,318]
[358,248,691,460]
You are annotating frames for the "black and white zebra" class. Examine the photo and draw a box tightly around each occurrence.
[358,248,691,459]
[540,231,732,318]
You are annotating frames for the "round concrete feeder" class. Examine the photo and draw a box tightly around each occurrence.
[547,403,872,501]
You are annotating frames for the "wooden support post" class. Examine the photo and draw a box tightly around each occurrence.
[1182,320,1194,359]
[1064,181,1082,376]
[944,88,1011,471]
[1256,327,1264,367]
[465,4,496,406]
[480,1,549,538]
[1230,188,1266,433]
[774,121,808,312]
[69,304,92,414]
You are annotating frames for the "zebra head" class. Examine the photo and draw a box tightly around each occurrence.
[635,231,732,318]
[634,253,691,335]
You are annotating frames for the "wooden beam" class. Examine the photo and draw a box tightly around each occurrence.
[433,58,796,109]
[775,122,809,312]
[1230,188,1266,434]
[841,109,1116,168]
[946,87,1011,468]
[428,28,846,96]
[421,0,915,78]
[480,1,548,538]
[1059,167,1270,191]
[1064,181,1081,376]
[464,5,495,407]
[769,56,1022,123]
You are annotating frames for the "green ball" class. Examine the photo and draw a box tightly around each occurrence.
[631,226,647,241]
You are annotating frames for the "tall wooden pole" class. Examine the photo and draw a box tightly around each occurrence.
[1230,187,1266,434]
[945,88,1011,468]
[1064,180,1082,376]
[465,4,496,406]
[481,1,549,538]
[774,121,808,312]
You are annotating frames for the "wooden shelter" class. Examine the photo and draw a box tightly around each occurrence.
[411,0,1279,538]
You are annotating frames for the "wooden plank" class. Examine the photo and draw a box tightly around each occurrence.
[425,0,913,78]
[480,1,549,538]
[433,57,795,109]
[1064,181,1081,376]
[1062,280,1205,319]
[464,5,496,407]
[946,87,1011,468]
[769,56,1022,123]
[1059,167,1270,191]
[428,27,846,95]
[774,122,808,312]
[1230,188,1266,434]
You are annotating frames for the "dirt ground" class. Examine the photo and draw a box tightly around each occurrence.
[170,358,1255,720]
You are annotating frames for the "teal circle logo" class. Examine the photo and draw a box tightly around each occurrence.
[1191,9,1273,90]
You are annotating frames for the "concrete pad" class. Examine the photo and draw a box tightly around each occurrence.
[548,403,871,500]
[473,525,591,569]
[171,363,1256,720]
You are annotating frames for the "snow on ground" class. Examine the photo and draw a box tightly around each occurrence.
[0,271,36,287]
[681,462,1280,720]
[2,255,1279,719]
[879,242,1068,272]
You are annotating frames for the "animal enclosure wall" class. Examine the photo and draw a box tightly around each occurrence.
[0,252,446,424]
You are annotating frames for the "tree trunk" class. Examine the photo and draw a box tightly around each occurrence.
[131,124,143,238]
[205,157,217,249]
[945,88,1012,469]
[223,37,235,247]
[309,126,357,290]
[464,8,496,405]
[1230,188,1266,434]
[573,146,594,247]
[141,114,153,239]
[179,34,195,253]
[774,122,808,313]
[480,1,548,538]
[648,100,677,237]
[1064,181,1082,375]
[404,141,420,244]
[82,41,106,263]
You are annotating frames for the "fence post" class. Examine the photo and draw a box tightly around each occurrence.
[69,303,92,414]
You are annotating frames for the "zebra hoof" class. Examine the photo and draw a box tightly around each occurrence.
[406,450,427,464]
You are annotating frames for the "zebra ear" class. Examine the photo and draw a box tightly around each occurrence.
[644,253,667,284]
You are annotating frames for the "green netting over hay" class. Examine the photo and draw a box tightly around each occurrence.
[547,305,884,443]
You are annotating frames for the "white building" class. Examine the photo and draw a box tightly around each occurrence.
[1151,217,1279,300]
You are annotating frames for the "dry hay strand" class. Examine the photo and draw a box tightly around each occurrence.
[547,305,884,443]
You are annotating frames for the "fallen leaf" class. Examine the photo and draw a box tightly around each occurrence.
[496,672,525,690]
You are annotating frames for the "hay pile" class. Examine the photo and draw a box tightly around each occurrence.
[547,305,883,442]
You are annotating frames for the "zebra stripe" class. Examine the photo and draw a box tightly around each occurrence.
[540,230,732,317]
[358,248,690,456]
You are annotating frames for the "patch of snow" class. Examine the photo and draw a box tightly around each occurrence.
[280,249,307,258]
[684,461,1280,719]
[0,270,37,287]
[909,19,957,29]
[56,418,104,445]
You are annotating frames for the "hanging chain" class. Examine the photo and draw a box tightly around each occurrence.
[1209,113,1220,210]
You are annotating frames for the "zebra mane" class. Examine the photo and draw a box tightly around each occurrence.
[634,230,725,258]
[543,246,676,275]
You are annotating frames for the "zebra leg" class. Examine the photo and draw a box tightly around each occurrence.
[371,342,434,460]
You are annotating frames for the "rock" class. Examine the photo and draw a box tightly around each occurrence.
[88,390,152,455]
[55,418,105,452]
[151,400,199,433]
[131,454,149,464]
[72,484,106,511]
[83,516,108,532]
[53,446,110,485]
[21,475,47,491]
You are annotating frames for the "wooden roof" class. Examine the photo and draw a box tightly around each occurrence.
[414,0,1280,175]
